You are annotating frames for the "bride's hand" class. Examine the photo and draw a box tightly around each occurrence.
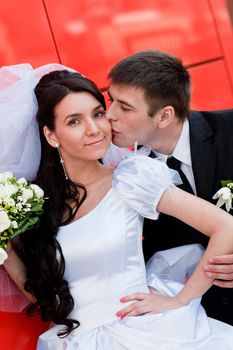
[116,288,184,319]
[3,242,36,303]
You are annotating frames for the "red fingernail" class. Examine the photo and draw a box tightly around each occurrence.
[116,311,121,317]
[120,297,126,302]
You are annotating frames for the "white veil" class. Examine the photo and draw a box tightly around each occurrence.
[0,62,77,312]
[0,63,76,181]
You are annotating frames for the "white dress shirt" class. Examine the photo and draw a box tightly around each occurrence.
[153,119,197,194]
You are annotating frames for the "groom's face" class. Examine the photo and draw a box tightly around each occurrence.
[106,84,158,147]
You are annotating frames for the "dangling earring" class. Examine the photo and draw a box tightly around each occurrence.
[55,143,68,180]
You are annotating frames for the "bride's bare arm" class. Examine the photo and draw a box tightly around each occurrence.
[3,242,36,303]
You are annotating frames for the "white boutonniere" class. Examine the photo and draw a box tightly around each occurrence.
[213,180,233,212]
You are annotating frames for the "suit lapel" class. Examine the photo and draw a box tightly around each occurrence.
[189,111,217,201]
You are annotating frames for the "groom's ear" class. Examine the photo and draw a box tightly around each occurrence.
[157,106,175,129]
[43,126,58,148]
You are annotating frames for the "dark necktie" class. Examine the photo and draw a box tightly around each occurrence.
[166,156,194,194]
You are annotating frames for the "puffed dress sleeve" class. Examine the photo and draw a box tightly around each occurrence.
[112,155,180,220]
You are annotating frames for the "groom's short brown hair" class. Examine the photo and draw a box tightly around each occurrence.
[108,50,191,120]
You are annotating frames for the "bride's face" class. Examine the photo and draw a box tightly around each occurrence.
[45,91,111,163]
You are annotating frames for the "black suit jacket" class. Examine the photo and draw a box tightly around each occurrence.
[143,109,233,325]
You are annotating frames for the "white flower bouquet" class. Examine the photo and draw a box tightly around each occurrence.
[213,180,233,212]
[0,171,44,264]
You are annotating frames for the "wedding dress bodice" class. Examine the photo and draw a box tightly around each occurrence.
[37,156,233,350]
[57,156,173,333]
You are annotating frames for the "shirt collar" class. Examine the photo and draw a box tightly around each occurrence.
[172,119,191,166]
[152,119,192,166]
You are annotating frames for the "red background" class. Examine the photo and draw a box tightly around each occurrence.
[0,0,233,110]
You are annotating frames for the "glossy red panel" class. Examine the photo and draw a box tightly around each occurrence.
[1,0,232,109]
[0,0,59,67]
[44,0,222,87]
[190,60,233,110]
[209,0,233,89]
[0,310,50,350]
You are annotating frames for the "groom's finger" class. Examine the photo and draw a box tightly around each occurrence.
[213,280,233,288]
[205,264,233,273]
[205,271,233,280]
[208,254,233,264]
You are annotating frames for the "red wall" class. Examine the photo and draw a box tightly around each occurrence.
[0,0,233,110]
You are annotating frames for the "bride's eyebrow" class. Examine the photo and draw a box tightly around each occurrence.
[65,113,82,121]
[93,104,105,111]
[65,104,104,120]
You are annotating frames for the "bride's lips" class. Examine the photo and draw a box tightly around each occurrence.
[85,138,105,146]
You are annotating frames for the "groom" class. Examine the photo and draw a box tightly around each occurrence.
[106,49,233,325]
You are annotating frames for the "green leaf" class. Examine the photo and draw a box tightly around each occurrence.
[220,180,233,187]
[11,216,40,238]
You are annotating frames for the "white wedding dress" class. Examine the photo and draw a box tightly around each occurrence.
[37,156,233,349]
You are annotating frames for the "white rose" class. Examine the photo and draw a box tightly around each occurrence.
[21,188,33,201]
[4,198,15,207]
[0,248,8,265]
[0,185,4,199]
[0,184,17,199]
[30,184,44,199]
[0,172,13,183]
[0,211,11,232]
[17,177,28,185]
[11,221,18,229]
[8,184,18,196]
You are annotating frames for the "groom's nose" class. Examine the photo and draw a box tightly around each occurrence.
[106,104,117,122]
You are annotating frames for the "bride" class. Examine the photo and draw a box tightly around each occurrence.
[1,63,233,349]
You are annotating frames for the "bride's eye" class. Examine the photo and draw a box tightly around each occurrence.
[94,110,106,118]
[68,118,80,126]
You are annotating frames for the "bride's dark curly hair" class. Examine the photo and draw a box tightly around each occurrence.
[19,70,106,337]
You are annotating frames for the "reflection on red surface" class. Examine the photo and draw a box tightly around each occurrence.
[0,310,50,350]
[190,60,233,110]
[0,0,232,109]
[44,0,223,86]
[0,0,58,66]
[209,0,233,86]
